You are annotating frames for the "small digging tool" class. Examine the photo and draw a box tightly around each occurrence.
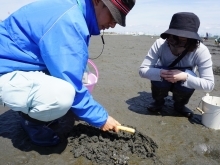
[117,125,135,134]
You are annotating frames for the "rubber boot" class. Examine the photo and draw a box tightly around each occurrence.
[147,85,169,112]
[172,89,194,118]
[19,112,61,146]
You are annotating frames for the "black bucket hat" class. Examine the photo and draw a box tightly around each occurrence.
[102,0,136,27]
[160,12,202,41]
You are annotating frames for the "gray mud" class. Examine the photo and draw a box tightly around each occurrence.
[68,123,158,165]
[0,36,220,165]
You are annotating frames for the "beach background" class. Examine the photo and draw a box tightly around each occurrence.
[0,35,220,165]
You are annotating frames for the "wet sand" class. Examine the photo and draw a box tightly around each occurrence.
[1,35,220,165]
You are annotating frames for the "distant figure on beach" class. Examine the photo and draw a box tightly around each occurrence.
[203,32,209,41]
[139,12,214,118]
[0,0,135,146]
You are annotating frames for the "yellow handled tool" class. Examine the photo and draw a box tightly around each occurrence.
[196,107,204,114]
[117,125,135,134]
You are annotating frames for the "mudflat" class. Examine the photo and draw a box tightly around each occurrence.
[0,35,220,165]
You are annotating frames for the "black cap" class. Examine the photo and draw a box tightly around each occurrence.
[103,0,136,27]
[160,12,201,41]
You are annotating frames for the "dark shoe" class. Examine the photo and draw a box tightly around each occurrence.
[173,88,194,118]
[175,106,194,118]
[20,117,61,146]
[147,101,163,112]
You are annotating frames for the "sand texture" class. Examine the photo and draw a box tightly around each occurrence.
[0,35,220,165]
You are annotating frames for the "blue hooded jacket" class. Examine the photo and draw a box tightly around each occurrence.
[0,0,108,127]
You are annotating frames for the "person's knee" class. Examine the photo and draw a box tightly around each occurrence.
[151,80,171,88]
[57,81,75,110]
[173,83,195,93]
[33,82,76,121]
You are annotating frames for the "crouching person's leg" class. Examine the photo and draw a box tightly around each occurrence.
[172,83,195,118]
[147,80,171,112]
[0,71,75,146]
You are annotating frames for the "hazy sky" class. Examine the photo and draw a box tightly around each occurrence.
[1,0,220,36]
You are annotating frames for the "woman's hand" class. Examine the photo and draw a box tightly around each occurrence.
[101,116,121,132]
[160,69,187,83]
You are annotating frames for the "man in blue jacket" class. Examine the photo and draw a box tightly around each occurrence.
[0,0,135,146]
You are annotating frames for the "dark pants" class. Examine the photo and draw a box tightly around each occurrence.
[151,79,195,108]
[151,79,194,93]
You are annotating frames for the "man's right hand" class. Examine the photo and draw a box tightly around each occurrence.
[100,116,121,132]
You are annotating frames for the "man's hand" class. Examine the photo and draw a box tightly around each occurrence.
[101,116,121,132]
[160,69,187,83]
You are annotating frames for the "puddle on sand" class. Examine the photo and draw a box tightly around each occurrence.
[204,148,220,160]
[193,143,220,161]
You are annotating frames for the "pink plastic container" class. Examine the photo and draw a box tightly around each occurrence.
[84,59,99,93]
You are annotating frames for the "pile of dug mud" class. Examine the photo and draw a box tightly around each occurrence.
[68,123,158,165]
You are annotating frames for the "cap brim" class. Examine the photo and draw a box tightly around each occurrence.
[102,0,126,27]
[160,29,202,41]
